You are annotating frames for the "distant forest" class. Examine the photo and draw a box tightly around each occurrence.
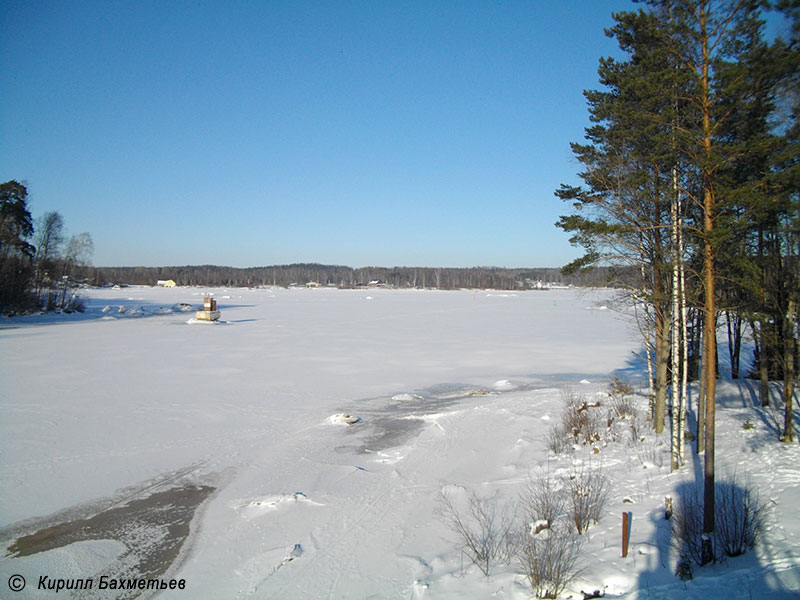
[76,263,636,290]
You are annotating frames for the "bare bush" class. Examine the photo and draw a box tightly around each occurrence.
[634,438,666,469]
[521,465,565,532]
[565,463,610,534]
[627,411,645,445]
[548,390,615,454]
[608,376,635,397]
[547,422,570,455]
[609,393,637,421]
[715,474,769,557]
[561,390,603,446]
[435,488,517,576]
[671,474,769,565]
[518,524,584,599]
[581,409,605,446]
[670,484,706,565]
[606,378,644,446]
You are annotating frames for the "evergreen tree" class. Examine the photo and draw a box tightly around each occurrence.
[556,7,694,436]
[558,0,793,565]
[0,180,35,312]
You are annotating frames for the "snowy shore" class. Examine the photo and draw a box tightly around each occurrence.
[1,287,797,598]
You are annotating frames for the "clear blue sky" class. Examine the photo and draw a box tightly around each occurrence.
[1,0,638,268]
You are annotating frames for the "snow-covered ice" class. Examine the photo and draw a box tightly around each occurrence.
[1,286,798,598]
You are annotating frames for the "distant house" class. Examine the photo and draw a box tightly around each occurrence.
[157,279,176,287]
[305,281,321,287]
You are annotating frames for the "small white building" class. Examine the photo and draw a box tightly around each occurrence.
[157,279,176,287]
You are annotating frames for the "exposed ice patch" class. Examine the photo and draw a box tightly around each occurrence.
[401,412,448,432]
[2,539,126,585]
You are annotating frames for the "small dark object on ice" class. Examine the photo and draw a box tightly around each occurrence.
[582,589,605,599]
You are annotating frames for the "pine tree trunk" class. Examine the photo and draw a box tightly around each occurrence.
[699,1,716,565]
[640,249,656,417]
[726,312,742,379]
[759,319,771,406]
[784,299,796,442]
[714,314,720,378]
[696,311,705,454]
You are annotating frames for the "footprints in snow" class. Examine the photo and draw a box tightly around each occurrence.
[280,543,304,566]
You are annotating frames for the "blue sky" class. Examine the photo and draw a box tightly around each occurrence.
[1,0,640,268]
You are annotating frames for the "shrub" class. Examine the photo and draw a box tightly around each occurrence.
[715,475,768,557]
[64,295,85,313]
[547,422,570,455]
[608,376,634,397]
[675,556,693,580]
[518,524,584,599]
[565,463,610,534]
[670,484,706,565]
[627,410,645,445]
[435,487,517,576]
[609,392,637,421]
[561,390,604,446]
[520,465,565,532]
[670,473,769,565]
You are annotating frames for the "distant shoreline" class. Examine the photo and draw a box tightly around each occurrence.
[72,263,636,291]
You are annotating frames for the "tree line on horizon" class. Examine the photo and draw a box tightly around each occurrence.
[72,263,635,290]
[556,0,798,569]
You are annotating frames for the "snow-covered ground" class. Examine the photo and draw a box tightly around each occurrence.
[1,286,798,599]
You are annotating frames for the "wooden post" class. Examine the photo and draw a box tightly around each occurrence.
[622,512,631,557]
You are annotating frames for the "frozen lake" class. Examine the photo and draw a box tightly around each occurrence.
[3,286,796,599]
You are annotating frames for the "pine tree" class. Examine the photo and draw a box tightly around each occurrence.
[556,8,693,437]
[559,0,793,565]
[0,180,35,312]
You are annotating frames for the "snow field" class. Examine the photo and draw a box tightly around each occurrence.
[1,286,798,598]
